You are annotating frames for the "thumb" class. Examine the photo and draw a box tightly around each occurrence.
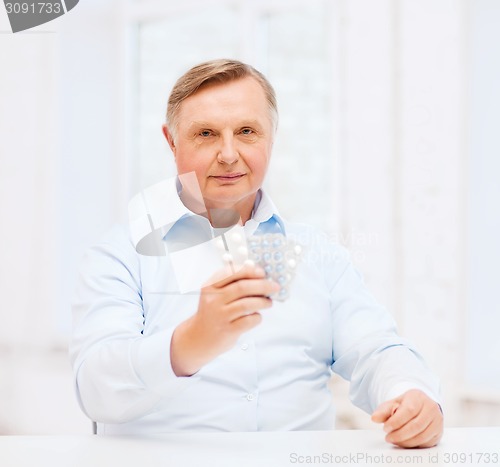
[371,399,400,424]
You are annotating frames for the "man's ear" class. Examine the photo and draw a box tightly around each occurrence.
[162,124,176,155]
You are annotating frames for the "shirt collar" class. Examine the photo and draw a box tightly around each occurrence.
[159,176,205,239]
[129,175,287,257]
[244,189,286,236]
[128,175,193,251]
[139,176,285,240]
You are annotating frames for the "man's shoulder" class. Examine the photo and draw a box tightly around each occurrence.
[82,223,138,267]
[95,222,135,250]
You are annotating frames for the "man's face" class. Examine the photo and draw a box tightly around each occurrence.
[163,77,274,218]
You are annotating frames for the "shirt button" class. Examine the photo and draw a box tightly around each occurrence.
[246,393,255,401]
[240,343,249,351]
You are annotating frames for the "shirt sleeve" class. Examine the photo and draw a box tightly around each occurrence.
[69,225,198,424]
[327,246,441,414]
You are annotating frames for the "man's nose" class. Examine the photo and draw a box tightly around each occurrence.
[217,135,239,165]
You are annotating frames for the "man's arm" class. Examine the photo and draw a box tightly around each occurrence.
[171,264,279,376]
[323,244,442,447]
[70,226,197,424]
[70,227,278,424]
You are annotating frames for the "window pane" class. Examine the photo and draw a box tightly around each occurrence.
[263,1,334,230]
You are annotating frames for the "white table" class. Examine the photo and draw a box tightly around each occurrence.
[1,427,499,467]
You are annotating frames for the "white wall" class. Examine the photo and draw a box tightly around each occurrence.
[56,0,128,336]
[0,0,125,434]
[0,8,60,350]
[466,0,500,394]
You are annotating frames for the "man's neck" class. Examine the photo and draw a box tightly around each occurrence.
[179,194,258,227]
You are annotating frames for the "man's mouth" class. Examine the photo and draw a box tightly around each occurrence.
[211,173,246,182]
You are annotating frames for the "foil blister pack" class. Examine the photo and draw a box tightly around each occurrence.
[247,233,302,301]
[215,230,302,301]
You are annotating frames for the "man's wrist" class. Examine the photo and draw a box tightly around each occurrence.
[170,316,218,377]
[171,318,200,376]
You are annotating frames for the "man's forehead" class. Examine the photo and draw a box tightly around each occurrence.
[176,85,270,127]
[187,119,266,129]
[194,76,262,96]
[180,78,266,107]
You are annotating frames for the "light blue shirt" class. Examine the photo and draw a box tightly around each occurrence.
[70,186,440,435]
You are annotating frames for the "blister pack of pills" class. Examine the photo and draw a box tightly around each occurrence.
[215,228,302,301]
[246,233,302,301]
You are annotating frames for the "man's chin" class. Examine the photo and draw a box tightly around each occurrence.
[203,190,259,219]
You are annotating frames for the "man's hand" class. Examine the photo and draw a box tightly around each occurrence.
[371,389,443,448]
[170,263,279,377]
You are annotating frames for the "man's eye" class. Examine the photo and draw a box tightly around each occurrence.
[199,130,212,137]
[241,128,254,135]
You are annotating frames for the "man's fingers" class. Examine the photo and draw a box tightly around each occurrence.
[385,410,432,444]
[203,265,235,287]
[371,400,399,424]
[231,310,263,334]
[386,415,443,448]
[223,278,280,304]
[382,398,422,433]
[209,263,266,289]
[226,296,274,322]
